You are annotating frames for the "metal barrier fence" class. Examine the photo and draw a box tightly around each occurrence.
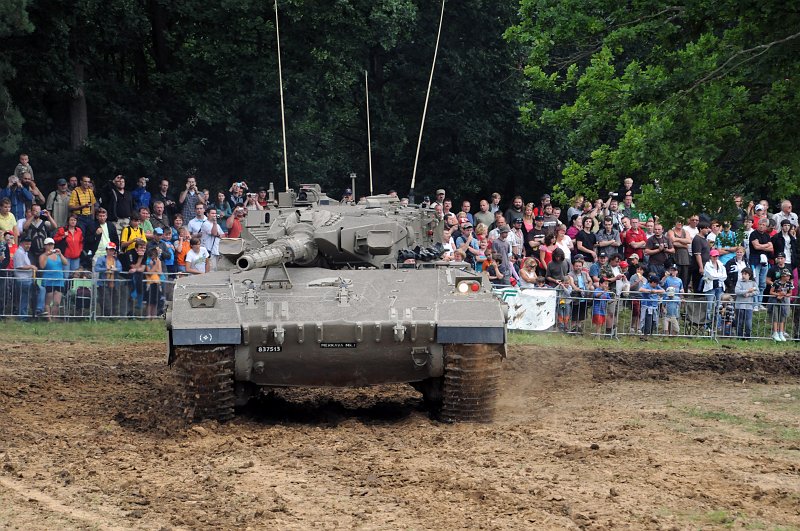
[0,269,180,320]
[496,286,800,342]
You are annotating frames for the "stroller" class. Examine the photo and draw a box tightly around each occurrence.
[682,292,712,335]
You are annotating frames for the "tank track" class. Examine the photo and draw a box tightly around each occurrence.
[173,346,235,422]
[440,344,503,423]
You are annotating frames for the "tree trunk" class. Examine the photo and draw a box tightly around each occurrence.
[69,63,88,150]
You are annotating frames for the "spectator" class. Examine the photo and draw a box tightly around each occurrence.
[52,214,84,271]
[120,214,146,252]
[474,199,494,228]
[210,192,232,224]
[22,204,54,266]
[661,264,684,336]
[771,220,796,268]
[533,194,551,218]
[102,174,136,232]
[432,189,446,207]
[0,198,19,242]
[510,217,524,257]
[13,237,38,319]
[150,200,171,232]
[644,224,674,278]
[256,187,269,208]
[174,227,190,273]
[519,257,538,288]
[769,268,793,341]
[689,221,712,291]
[625,253,641,278]
[226,205,246,238]
[592,278,612,335]
[568,255,593,329]
[456,222,481,268]
[83,208,119,267]
[169,214,184,241]
[132,177,152,211]
[179,176,204,221]
[701,249,727,329]
[67,175,78,191]
[19,172,45,208]
[121,240,148,311]
[566,195,584,223]
[94,242,123,317]
[734,267,757,339]
[620,194,635,220]
[644,219,655,239]
[606,199,624,231]
[442,198,453,217]
[539,233,557,269]
[460,200,475,226]
[184,237,209,274]
[14,153,33,180]
[504,196,524,225]
[38,238,68,320]
[69,175,96,235]
[628,263,648,333]
[764,252,788,307]
[639,274,665,336]
[138,207,155,241]
[489,192,501,214]
[1,174,33,220]
[46,178,71,228]
[144,246,163,318]
[567,214,582,240]
[200,208,225,271]
[545,247,569,288]
[555,224,573,264]
[152,179,178,217]
[589,251,609,287]
[748,218,773,310]
[575,216,597,263]
[154,228,175,272]
[725,247,747,293]
[244,193,262,211]
[541,204,559,235]
[596,216,621,256]
[773,200,797,228]
[668,217,692,293]
[187,202,207,235]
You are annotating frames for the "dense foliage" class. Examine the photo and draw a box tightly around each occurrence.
[0,0,560,201]
[508,0,800,219]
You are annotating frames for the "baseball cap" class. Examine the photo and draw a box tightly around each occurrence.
[775,252,785,258]
[435,189,445,195]
[781,219,792,226]
[541,194,551,200]
[343,188,352,195]
[498,226,510,234]
[43,237,55,245]
[754,204,765,211]
[648,274,660,282]
[598,251,608,258]
[154,227,165,235]
[669,264,678,270]
[780,268,792,276]
[57,178,67,185]
[628,253,639,260]
[3,230,13,237]
[19,236,31,243]
[106,242,117,250]
[710,249,720,256]
[462,223,473,229]
[534,215,544,221]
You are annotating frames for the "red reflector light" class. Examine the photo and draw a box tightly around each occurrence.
[470,283,480,292]
[427,230,434,236]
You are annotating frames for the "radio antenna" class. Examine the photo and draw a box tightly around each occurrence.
[365,70,374,196]
[274,1,290,192]
[409,0,446,204]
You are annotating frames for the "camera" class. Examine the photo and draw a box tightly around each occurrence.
[609,192,618,197]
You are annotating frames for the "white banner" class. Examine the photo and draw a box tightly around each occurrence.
[494,287,557,331]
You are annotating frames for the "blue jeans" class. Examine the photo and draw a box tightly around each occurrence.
[736,308,753,338]
[751,263,767,306]
[704,287,723,326]
[17,278,32,318]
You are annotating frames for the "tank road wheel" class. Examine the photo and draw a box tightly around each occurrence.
[440,344,503,423]
[173,346,235,422]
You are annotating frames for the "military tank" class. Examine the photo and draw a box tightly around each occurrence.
[166,184,506,423]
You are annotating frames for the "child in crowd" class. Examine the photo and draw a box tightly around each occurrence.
[628,263,648,333]
[719,297,735,337]
[592,278,611,335]
[661,264,683,336]
[770,268,793,342]
[734,267,758,339]
[639,274,665,336]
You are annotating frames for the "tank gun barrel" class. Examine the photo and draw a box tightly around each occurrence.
[237,234,315,270]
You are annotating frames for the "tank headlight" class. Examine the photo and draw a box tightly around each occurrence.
[456,281,480,294]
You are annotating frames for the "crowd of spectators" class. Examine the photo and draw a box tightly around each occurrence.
[1,153,797,340]
[0,153,272,319]
[427,182,798,341]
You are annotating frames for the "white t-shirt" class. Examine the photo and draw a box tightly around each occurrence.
[200,220,225,256]
[185,246,209,273]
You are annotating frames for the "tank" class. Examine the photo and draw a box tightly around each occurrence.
[166,184,507,423]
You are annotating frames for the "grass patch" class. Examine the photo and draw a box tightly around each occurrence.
[509,330,799,353]
[0,319,166,344]
[682,407,800,441]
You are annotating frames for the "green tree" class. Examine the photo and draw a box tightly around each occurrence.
[508,0,800,220]
[0,0,34,153]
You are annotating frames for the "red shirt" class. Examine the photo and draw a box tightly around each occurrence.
[227,217,242,238]
[624,228,647,259]
[54,226,84,259]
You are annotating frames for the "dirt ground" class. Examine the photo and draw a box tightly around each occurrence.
[1,340,799,530]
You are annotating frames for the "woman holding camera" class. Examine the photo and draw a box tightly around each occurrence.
[38,238,68,320]
[52,214,84,271]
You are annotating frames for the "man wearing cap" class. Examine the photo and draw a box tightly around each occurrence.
[340,188,354,205]
[490,226,513,285]
[771,219,796,269]
[748,217,773,310]
[589,252,609,288]
[510,217,525,257]
[525,215,547,256]
[752,203,769,226]
[455,222,481,267]
[46,178,72,228]
[773,200,797,228]
[433,189,446,207]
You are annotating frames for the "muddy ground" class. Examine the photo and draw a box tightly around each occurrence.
[1,341,799,530]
